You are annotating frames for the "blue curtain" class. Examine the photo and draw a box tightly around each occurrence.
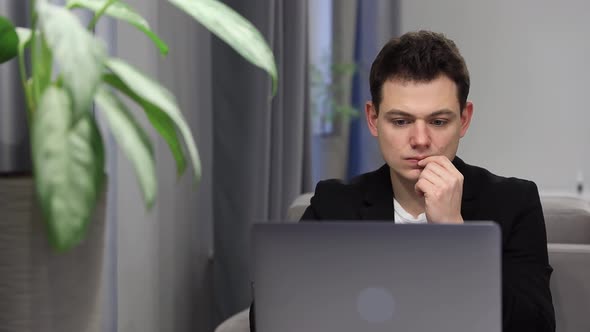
[347,0,380,179]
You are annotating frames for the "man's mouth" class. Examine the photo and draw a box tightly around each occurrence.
[405,156,428,161]
[404,156,428,169]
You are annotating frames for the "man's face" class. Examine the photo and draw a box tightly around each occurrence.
[365,75,473,183]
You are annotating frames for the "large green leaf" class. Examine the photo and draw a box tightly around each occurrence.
[36,0,106,112]
[32,86,105,251]
[0,16,18,64]
[105,58,201,182]
[106,58,201,181]
[15,28,33,113]
[31,32,53,106]
[103,73,187,175]
[95,87,157,207]
[167,0,278,95]
[67,0,169,55]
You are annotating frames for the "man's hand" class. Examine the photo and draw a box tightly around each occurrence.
[415,156,464,224]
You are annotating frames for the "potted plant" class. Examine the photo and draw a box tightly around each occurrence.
[0,0,276,330]
[309,55,358,135]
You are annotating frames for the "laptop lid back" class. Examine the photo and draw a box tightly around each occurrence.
[253,222,501,332]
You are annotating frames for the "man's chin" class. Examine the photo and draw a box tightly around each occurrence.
[404,169,422,181]
[391,167,422,182]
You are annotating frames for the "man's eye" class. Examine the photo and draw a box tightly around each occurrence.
[391,119,410,126]
[431,119,448,126]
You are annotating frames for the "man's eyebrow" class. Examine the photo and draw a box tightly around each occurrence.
[383,109,413,117]
[383,109,457,117]
[429,109,456,117]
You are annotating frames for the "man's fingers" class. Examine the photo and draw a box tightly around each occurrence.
[437,157,463,178]
[415,177,436,197]
[418,155,463,179]
[422,162,450,182]
[418,155,453,170]
[418,167,444,187]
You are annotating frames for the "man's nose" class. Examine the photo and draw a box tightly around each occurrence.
[409,121,431,149]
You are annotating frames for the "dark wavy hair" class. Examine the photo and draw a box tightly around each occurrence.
[369,30,470,113]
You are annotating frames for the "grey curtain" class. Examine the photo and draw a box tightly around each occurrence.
[112,1,214,331]
[0,1,30,173]
[211,0,311,324]
[155,3,215,332]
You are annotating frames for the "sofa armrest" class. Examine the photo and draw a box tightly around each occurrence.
[547,243,590,332]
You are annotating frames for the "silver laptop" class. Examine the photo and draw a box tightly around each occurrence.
[252,222,501,332]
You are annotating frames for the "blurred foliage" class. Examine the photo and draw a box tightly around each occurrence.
[309,53,359,134]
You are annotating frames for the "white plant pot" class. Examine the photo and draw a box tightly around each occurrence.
[0,174,106,332]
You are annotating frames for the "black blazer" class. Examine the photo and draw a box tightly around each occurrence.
[251,157,555,332]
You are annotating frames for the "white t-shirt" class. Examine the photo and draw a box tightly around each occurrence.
[394,198,427,224]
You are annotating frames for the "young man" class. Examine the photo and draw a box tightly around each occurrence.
[251,30,555,332]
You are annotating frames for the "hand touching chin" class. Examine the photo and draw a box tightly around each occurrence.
[414,156,464,224]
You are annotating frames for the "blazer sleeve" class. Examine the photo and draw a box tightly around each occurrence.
[249,301,256,332]
[300,194,319,221]
[299,178,362,221]
[299,179,331,221]
[502,181,555,332]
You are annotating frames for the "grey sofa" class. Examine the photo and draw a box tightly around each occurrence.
[214,194,590,332]
[541,195,590,331]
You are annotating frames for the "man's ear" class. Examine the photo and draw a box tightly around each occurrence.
[365,101,379,137]
[459,101,474,138]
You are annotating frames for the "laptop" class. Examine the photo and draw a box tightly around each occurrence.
[252,222,501,332]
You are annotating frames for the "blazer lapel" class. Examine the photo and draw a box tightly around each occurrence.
[453,156,479,220]
[359,164,395,221]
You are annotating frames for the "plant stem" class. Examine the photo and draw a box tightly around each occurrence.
[29,0,38,118]
[18,48,33,123]
[87,0,117,31]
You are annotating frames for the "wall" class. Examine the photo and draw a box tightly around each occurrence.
[397,0,590,192]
